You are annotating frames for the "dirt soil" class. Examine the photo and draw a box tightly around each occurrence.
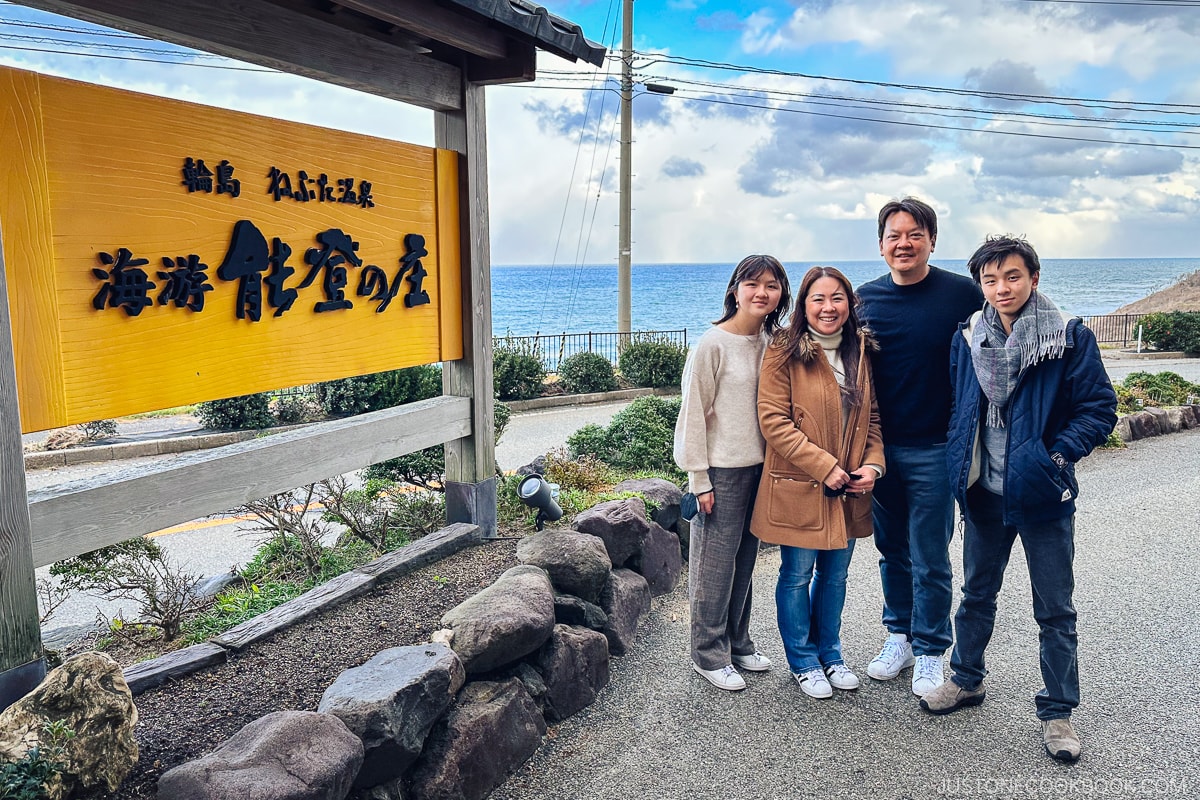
[76,538,520,800]
[1114,269,1200,314]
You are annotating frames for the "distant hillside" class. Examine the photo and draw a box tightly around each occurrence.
[1114,270,1200,314]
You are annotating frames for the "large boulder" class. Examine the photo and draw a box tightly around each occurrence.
[317,644,465,789]
[613,478,684,532]
[1144,406,1175,434]
[599,568,652,656]
[156,711,362,800]
[1180,405,1199,429]
[0,652,138,800]
[629,522,682,597]
[532,625,610,723]
[407,679,546,800]
[572,497,653,567]
[1127,411,1159,440]
[441,565,556,673]
[516,530,611,603]
[1114,415,1133,442]
[553,594,608,630]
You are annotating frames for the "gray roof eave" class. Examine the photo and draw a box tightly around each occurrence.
[443,0,606,66]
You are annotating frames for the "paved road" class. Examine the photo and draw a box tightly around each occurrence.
[493,428,1200,800]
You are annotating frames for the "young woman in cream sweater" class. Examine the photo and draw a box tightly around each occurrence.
[673,254,791,691]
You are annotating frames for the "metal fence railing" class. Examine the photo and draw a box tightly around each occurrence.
[493,329,689,373]
[1079,313,1147,347]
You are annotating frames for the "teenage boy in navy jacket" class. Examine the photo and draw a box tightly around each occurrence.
[920,235,1117,763]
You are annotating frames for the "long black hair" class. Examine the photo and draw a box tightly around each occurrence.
[713,254,792,336]
[780,266,865,407]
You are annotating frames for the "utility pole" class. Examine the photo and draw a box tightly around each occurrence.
[617,0,633,335]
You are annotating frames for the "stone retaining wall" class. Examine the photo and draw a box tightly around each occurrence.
[155,481,686,800]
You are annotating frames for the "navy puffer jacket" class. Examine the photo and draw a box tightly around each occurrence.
[947,313,1118,527]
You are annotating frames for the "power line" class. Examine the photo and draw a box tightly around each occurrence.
[1018,0,1200,6]
[674,92,1200,150]
[632,53,1200,115]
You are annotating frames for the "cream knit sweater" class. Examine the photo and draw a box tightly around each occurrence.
[672,326,769,494]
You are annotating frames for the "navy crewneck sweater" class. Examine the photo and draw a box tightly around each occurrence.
[857,265,984,447]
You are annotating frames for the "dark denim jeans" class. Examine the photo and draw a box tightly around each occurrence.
[776,541,856,673]
[950,485,1079,721]
[871,444,955,656]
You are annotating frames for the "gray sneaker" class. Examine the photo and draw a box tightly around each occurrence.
[919,679,985,715]
[1043,718,1081,762]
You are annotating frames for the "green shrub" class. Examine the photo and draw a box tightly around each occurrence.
[363,399,512,490]
[0,719,74,800]
[49,539,202,641]
[1140,311,1200,354]
[543,447,614,492]
[494,338,546,400]
[567,395,683,477]
[196,393,274,430]
[374,364,442,407]
[270,394,322,425]
[1119,371,1200,408]
[316,365,442,417]
[76,419,117,442]
[618,338,688,388]
[558,352,617,394]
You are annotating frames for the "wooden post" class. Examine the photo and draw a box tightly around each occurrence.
[435,77,497,537]
[0,230,45,710]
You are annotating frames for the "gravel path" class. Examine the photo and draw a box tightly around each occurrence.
[493,429,1200,800]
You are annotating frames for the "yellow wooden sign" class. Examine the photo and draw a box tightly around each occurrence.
[0,66,462,433]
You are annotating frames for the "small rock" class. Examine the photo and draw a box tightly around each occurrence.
[629,522,682,597]
[599,568,651,656]
[407,679,546,800]
[533,625,610,722]
[318,644,465,789]
[0,652,138,799]
[613,478,683,531]
[516,530,611,603]
[553,594,608,630]
[441,565,556,673]
[156,710,362,800]
[573,498,653,567]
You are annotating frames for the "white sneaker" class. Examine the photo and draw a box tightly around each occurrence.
[732,651,772,672]
[693,662,746,691]
[824,663,861,691]
[795,668,833,699]
[911,654,945,696]
[867,633,915,680]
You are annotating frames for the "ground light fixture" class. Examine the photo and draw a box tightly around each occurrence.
[516,474,563,531]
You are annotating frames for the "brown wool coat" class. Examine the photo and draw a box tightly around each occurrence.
[750,329,885,550]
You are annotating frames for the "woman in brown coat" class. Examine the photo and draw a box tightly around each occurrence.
[751,266,884,698]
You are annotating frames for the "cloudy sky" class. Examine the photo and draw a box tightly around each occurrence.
[3,0,1200,264]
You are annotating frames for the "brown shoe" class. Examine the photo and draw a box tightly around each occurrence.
[918,679,985,715]
[1043,718,1081,762]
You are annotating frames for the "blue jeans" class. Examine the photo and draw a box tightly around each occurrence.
[871,444,955,656]
[776,541,856,674]
[951,485,1079,720]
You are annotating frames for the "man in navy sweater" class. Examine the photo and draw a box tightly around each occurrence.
[856,197,983,697]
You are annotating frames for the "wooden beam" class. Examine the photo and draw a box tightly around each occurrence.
[334,0,510,60]
[435,80,495,486]
[27,396,471,567]
[18,0,462,112]
[467,41,537,85]
[0,224,45,706]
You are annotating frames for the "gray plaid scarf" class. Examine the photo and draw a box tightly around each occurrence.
[970,290,1066,428]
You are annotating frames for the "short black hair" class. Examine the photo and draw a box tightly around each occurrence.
[967,235,1041,284]
[877,196,938,241]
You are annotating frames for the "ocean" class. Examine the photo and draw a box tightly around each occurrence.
[492,259,1200,343]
